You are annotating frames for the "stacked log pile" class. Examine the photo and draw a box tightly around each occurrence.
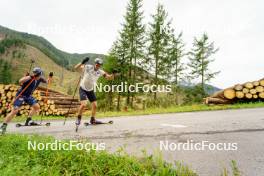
[205,79,264,105]
[0,84,80,117]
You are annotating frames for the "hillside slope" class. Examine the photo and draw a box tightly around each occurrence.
[0,25,105,67]
[0,42,80,93]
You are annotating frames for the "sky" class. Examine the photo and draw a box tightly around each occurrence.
[0,0,263,88]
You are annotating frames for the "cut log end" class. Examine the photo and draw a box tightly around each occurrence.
[224,89,236,100]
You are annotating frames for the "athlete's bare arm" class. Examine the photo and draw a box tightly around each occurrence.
[19,76,31,84]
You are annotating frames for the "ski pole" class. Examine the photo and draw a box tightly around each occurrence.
[29,59,35,73]
[63,75,82,125]
[8,76,36,109]
[25,59,35,77]
[40,72,53,124]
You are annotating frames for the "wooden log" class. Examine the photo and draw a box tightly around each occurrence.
[205,97,232,104]
[4,85,11,90]
[235,91,244,99]
[249,89,257,95]
[52,100,81,105]
[12,92,16,97]
[259,92,264,99]
[260,80,264,86]
[47,100,54,105]
[245,93,253,99]
[56,108,78,112]
[41,96,79,101]
[224,89,236,100]
[244,82,254,89]
[6,92,12,99]
[253,95,258,99]
[55,104,80,109]
[37,86,65,95]
[242,88,249,94]
[256,86,264,93]
[49,105,56,110]
[253,81,260,87]
[234,84,243,91]
[1,96,7,100]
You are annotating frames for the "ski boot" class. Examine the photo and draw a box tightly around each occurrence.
[25,117,39,126]
[0,123,7,135]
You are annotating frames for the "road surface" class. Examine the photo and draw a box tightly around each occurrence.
[7,108,264,176]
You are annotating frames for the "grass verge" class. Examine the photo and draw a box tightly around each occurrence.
[0,134,197,176]
[9,102,264,122]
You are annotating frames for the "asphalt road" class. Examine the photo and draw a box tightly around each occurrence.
[7,108,264,176]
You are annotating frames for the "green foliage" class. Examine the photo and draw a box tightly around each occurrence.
[168,32,185,85]
[188,33,220,91]
[0,60,12,84]
[231,160,241,176]
[146,4,172,100]
[0,38,25,54]
[183,85,208,104]
[0,134,197,176]
[117,0,146,106]
[0,25,104,68]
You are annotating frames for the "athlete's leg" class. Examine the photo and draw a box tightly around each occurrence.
[25,97,39,126]
[0,99,22,134]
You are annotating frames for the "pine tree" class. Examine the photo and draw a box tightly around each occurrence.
[117,0,145,107]
[2,61,12,84]
[168,32,185,104]
[147,4,172,101]
[188,33,220,94]
[168,32,185,85]
[104,37,129,111]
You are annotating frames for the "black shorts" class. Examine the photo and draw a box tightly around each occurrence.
[79,87,97,102]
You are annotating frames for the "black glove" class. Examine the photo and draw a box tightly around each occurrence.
[81,57,90,64]
[49,72,54,77]
[112,69,118,74]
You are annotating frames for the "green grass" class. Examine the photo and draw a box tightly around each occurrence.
[96,102,264,118]
[0,134,197,176]
[9,102,264,122]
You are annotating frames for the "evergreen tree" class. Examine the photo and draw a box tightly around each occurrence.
[188,33,220,93]
[168,32,185,85]
[147,4,172,101]
[117,0,146,107]
[168,32,185,104]
[2,61,12,84]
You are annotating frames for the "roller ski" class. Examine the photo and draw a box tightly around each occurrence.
[16,117,50,128]
[84,117,113,126]
[16,122,51,127]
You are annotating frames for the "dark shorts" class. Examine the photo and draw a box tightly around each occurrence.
[79,87,97,102]
[13,96,37,109]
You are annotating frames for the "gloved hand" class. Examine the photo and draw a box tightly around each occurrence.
[112,69,118,74]
[81,57,90,64]
[49,72,54,77]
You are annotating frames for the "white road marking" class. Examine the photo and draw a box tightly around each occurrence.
[161,124,187,128]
